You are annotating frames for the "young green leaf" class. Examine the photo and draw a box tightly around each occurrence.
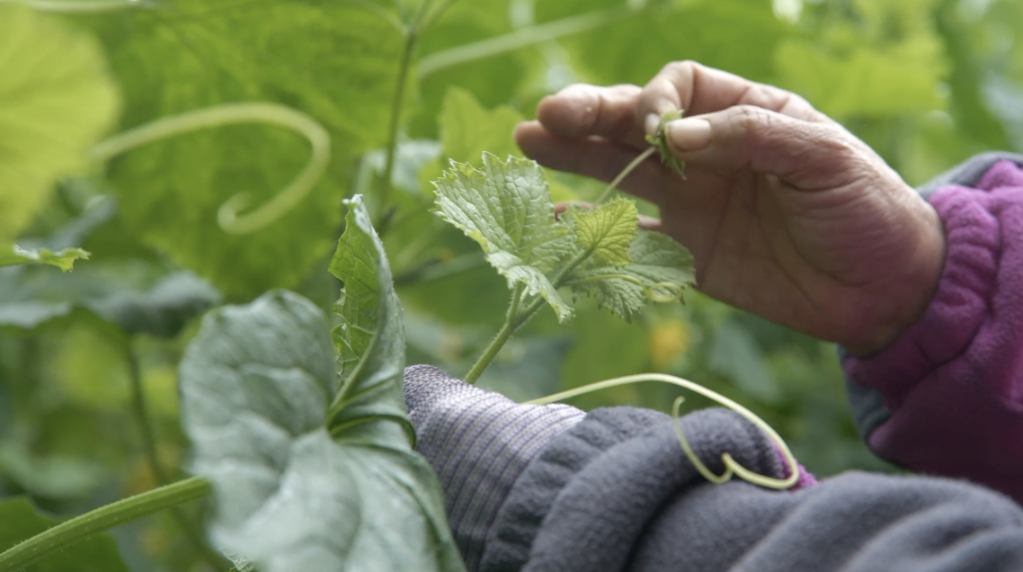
[0,497,130,572]
[0,246,90,272]
[179,290,465,572]
[433,153,575,322]
[0,3,119,244]
[571,197,639,266]
[327,194,413,443]
[566,230,696,321]
[645,109,686,176]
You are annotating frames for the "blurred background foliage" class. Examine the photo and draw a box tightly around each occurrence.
[1,0,1021,569]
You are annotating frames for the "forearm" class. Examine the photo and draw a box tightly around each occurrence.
[843,153,1023,502]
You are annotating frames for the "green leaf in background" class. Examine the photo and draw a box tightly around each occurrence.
[536,0,788,87]
[95,0,403,298]
[412,0,535,138]
[433,154,573,321]
[327,195,413,442]
[566,230,695,322]
[0,497,130,572]
[441,87,525,164]
[0,246,90,272]
[775,0,947,119]
[571,198,638,266]
[179,291,464,572]
[708,320,782,404]
[0,3,119,244]
[0,266,220,337]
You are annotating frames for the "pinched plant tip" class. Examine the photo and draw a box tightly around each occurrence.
[432,153,695,383]
[646,109,687,177]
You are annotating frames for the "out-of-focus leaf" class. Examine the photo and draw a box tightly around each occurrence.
[0,246,90,272]
[0,267,220,337]
[440,87,525,164]
[537,0,788,87]
[411,0,534,138]
[0,441,105,500]
[708,320,781,404]
[776,0,948,119]
[0,3,119,244]
[95,0,403,297]
[0,497,130,572]
[179,290,464,572]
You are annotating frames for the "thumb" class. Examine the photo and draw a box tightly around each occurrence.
[663,105,867,191]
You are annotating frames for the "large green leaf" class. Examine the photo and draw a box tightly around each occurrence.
[433,154,574,321]
[0,497,130,572]
[93,0,403,298]
[0,3,119,244]
[180,237,463,570]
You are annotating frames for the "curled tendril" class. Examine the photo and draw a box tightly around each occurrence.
[90,102,331,235]
[526,373,800,490]
[565,274,686,304]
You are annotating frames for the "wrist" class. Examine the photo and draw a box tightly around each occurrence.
[844,196,947,357]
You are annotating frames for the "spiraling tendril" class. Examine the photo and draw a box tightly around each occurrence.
[527,373,800,490]
[90,102,331,235]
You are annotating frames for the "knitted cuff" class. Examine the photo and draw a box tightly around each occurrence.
[404,365,585,571]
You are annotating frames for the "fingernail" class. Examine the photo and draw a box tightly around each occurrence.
[644,113,660,137]
[666,118,711,151]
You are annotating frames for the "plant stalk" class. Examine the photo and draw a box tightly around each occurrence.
[124,342,228,570]
[464,250,591,383]
[0,478,211,572]
[418,5,635,78]
[376,27,419,232]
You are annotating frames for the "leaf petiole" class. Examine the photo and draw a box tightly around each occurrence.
[594,146,657,204]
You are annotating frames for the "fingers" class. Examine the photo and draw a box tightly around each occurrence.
[515,121,673,204]
[662,105,867,190]
[534,83,648,150]
[637,61,832,137]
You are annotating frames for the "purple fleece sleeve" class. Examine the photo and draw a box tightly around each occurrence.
[843,159,1023,503]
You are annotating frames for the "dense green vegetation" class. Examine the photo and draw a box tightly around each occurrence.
[1,0,1021,570]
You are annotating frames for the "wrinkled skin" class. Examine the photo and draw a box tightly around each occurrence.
[515,61,946,356]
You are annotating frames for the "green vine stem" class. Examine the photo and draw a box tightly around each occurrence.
[464,249,590,383]
[418,5,637,78]
[90,102,331,235]
[124,342,228,570]
[0,477,212,572]
[526,373,800,490]
[376,31,418,230]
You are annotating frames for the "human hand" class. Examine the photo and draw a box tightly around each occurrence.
[515,61,946,355]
